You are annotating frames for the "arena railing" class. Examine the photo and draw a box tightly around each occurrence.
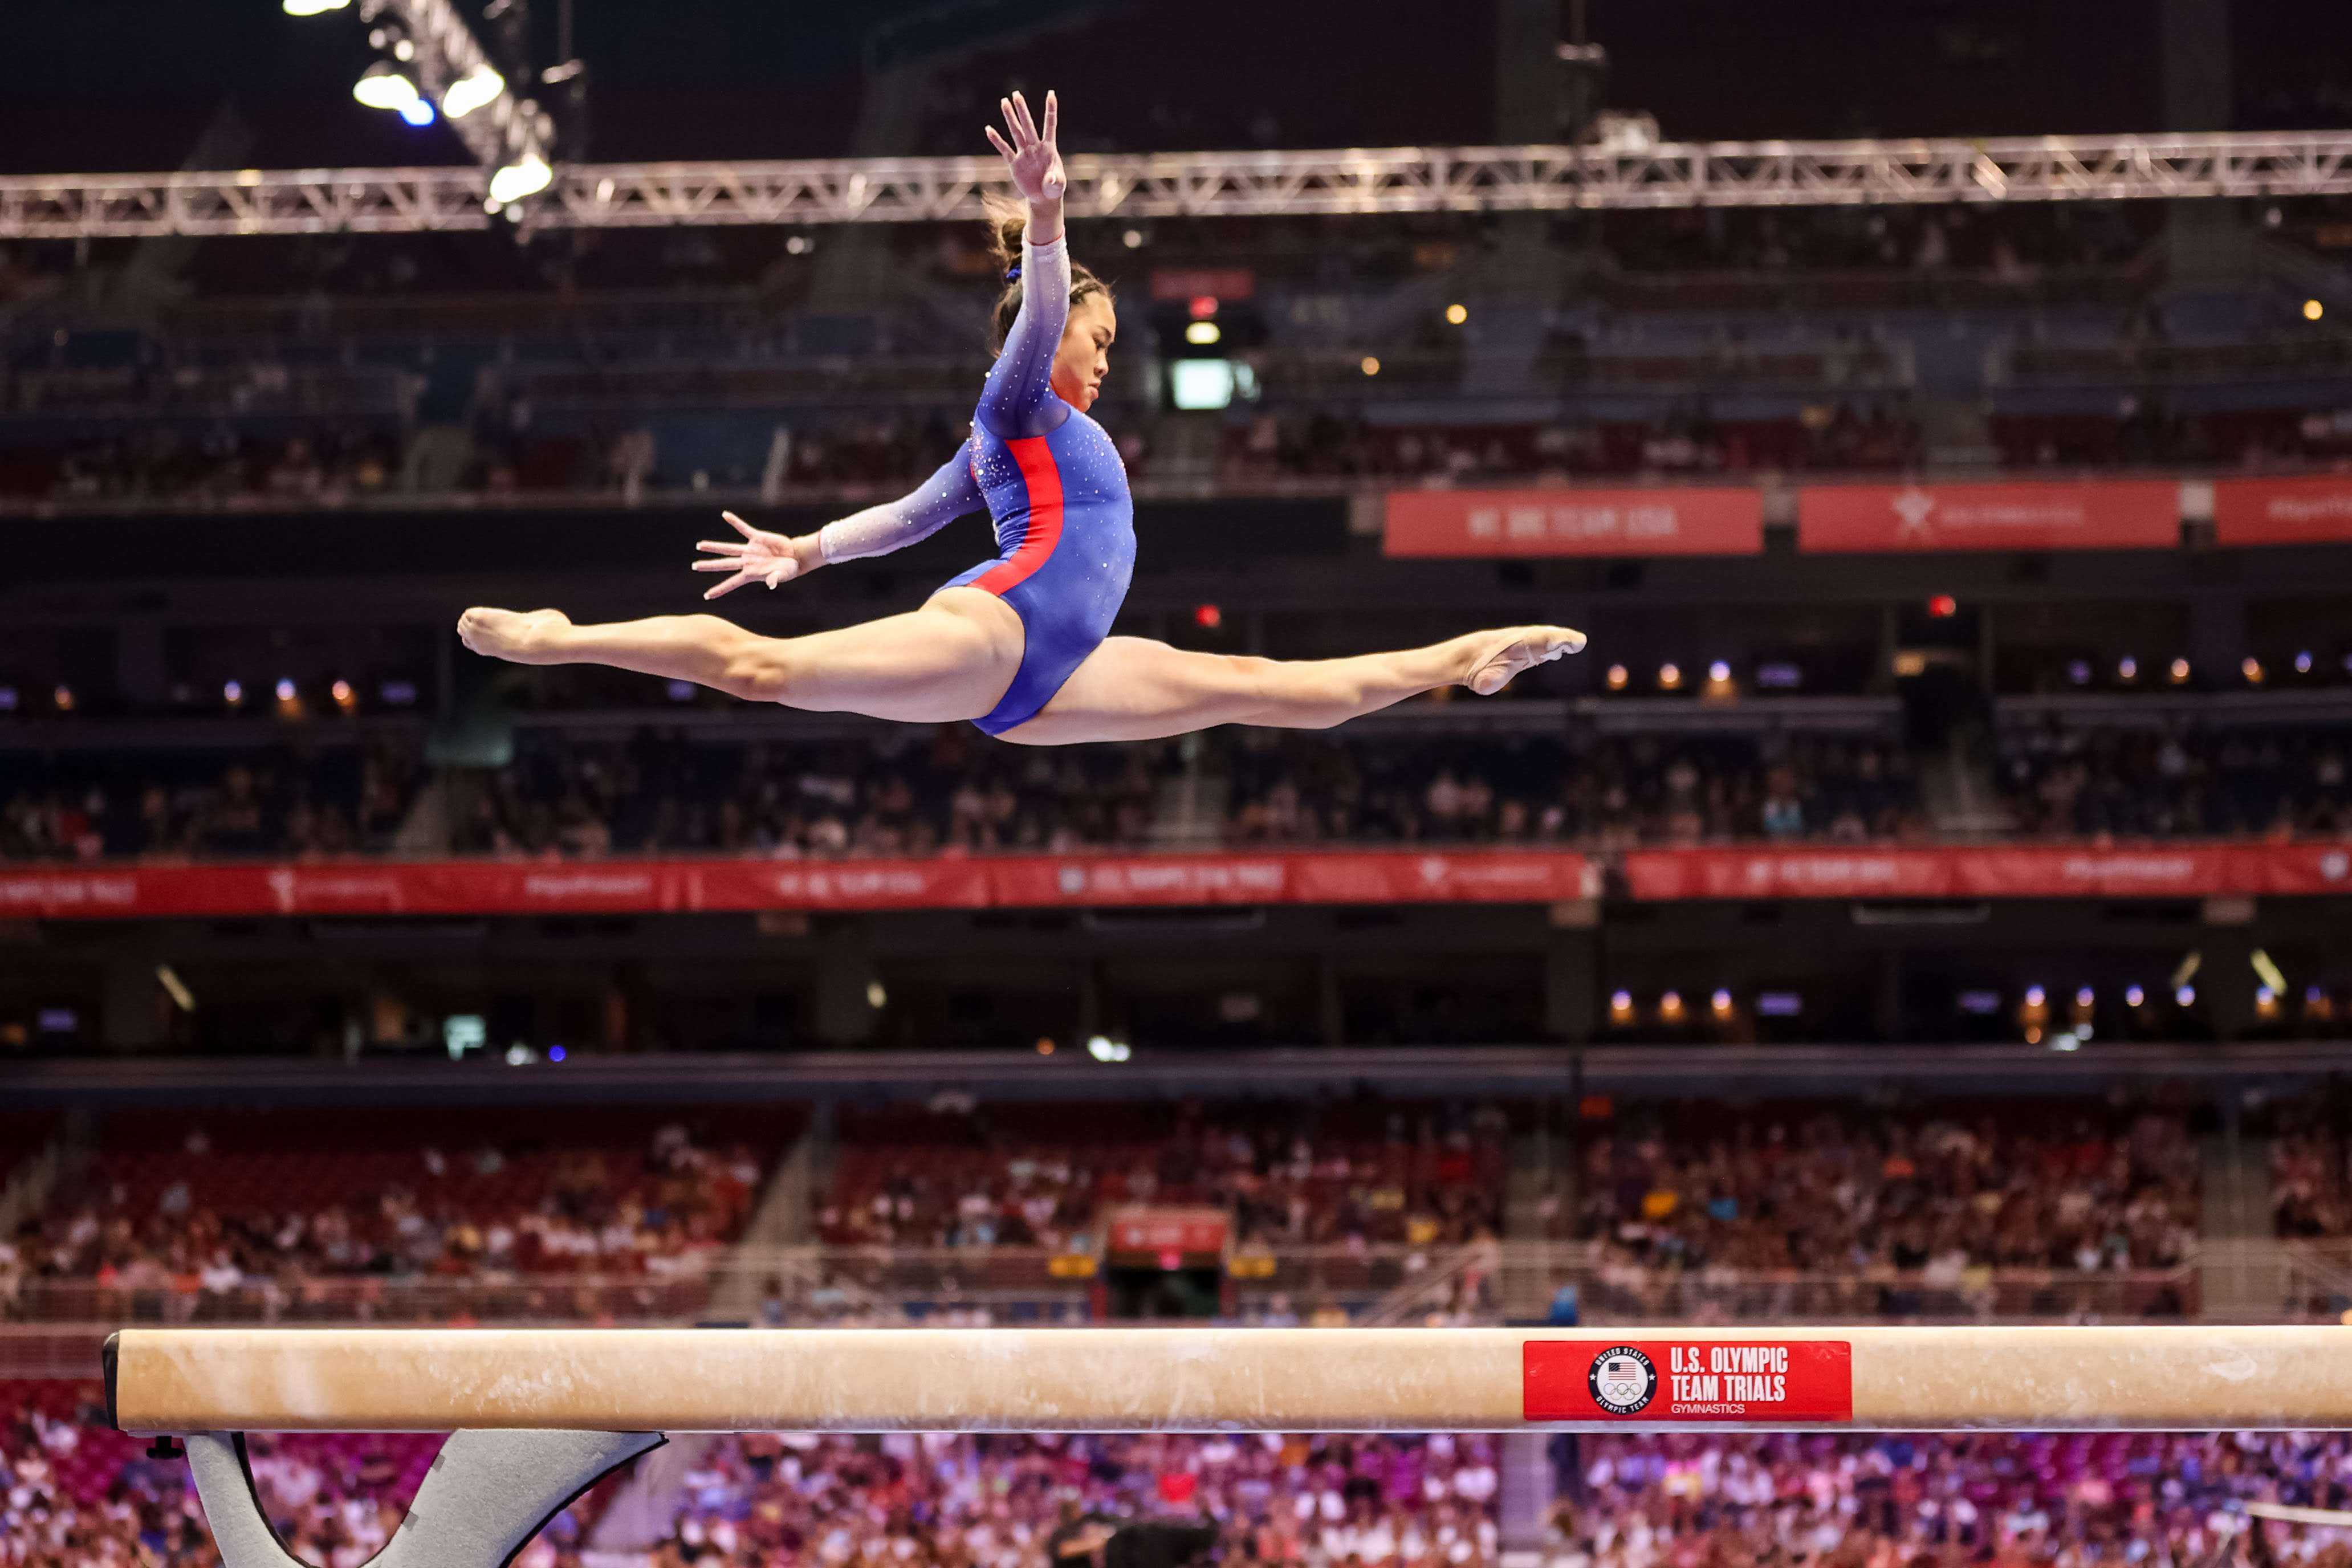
[14,1239,2345,1338]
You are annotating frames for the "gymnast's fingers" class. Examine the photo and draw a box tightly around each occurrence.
[1011,92,1037,144]
[703,567,755,601]
[695,541,748,557]
[722,511,756,539]
[692,557,746,572]
[985,125,1015,162]
[1042,89,1057,145]
[1000,98,1026,148]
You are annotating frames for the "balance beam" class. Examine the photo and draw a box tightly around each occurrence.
[107,1323,2352,1435]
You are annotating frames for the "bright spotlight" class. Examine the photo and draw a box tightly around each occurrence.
[489,155,553,204]
[442,64,506,120]
[353,62,421,112]
[398,99,436,127]
[283,0,349,12]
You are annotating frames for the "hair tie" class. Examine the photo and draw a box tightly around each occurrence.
[1004,262,1022,283]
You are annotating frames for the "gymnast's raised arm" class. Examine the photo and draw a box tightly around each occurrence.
[977,89,1069,441]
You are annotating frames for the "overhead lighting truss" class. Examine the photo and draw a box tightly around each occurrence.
[2,129,2347,238]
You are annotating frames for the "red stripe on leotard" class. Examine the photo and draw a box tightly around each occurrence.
[971,436,1064,596]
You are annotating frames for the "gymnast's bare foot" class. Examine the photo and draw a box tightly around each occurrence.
[458,607,574,665]
[1463,625,1588,696]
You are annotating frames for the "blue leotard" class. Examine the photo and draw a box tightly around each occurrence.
[817,234,1134,736]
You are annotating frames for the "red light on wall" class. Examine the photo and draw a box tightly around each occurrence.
[1194,604,1223,629]
[1187,295,1219,320]
[1927,594,1958,618]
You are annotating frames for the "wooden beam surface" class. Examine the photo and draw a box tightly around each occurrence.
[107,1325,2352,1434]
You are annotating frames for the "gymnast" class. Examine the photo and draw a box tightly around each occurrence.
[457,90,1585,744]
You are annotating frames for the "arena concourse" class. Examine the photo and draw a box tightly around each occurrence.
[6,1,2352,1566]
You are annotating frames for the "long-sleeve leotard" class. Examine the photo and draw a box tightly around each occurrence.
[817,231,1136,737]
[816,233,1075,564]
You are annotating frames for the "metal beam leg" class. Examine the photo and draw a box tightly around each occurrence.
[184,1429,665,1568]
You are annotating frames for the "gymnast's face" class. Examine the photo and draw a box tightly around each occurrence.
[1051,292,1116,411]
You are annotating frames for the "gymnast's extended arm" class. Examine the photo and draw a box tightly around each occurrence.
[691,446,984,597]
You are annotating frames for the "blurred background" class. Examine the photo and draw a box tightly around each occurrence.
[4,2,2352,1565]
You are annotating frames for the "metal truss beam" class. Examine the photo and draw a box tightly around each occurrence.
[3,130,2347,238]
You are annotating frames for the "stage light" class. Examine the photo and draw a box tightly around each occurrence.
[1086,1035,1132,1062]
[274,678,297,703]
[52,685,74,712]
[2168,657,2191,683]
[489,155,553,204]
[1121,229,1144,249]
[1035,1037,1056,1054]
[665,679,695,703]
[331,679,356,710]
[2306,299,2326,321]
[1710,989,1734,1016]
[2024,985,2046,1008]
[399,99,436,127]
[548,1045,567,1062]
[283,0,349,12]
[2126,985,2146,1008]
[1707,660,1732,684]
[2242,656,2265,685]
[2117,656,2138,681]
[1444,303,1468,325]
[223,680,244,707]
[2075,987,2095,1009]
[865,980,887,1009]
[2175,984,2196,1007]
[156,965,196,1013]
[1360,356,1380,376]
[2256,987,2280,1017]
[2297,651,2314,674]
[1605,663,1629,690]
[1927,594,1957,618]
[1187,295,1219,320]
[0,686,16,712]
[1608,990,1634,1017]
[1657,662,1682,690]
[2067,660,2091,686]
[442,64,506,120]
[784,235,812,255]
[353,62,422,112]
[1185,320,1222,345]
[1658,990,1685,1021]
[1194,604,1223,629]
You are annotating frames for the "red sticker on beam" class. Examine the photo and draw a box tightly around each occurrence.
[1525,1340,1852,1422]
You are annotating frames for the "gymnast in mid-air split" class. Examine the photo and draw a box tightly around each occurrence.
[458,90,1585,744]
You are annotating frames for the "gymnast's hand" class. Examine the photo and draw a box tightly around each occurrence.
[985,89,1064,217]
[693,511,822,599]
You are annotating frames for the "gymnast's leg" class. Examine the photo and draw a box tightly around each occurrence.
[999,624,1586,745]
[455,588,1024,723]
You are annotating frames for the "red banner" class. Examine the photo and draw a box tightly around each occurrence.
[0,849,1601,921]
[1799,480,2179,552]
[7,845,2348,919]
[1105,1208,1230,1259]
[2212,475,2352,546]
[1622,843,2352,901]
[1525,1339,1852,1423]
[1385,487,1763,557]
